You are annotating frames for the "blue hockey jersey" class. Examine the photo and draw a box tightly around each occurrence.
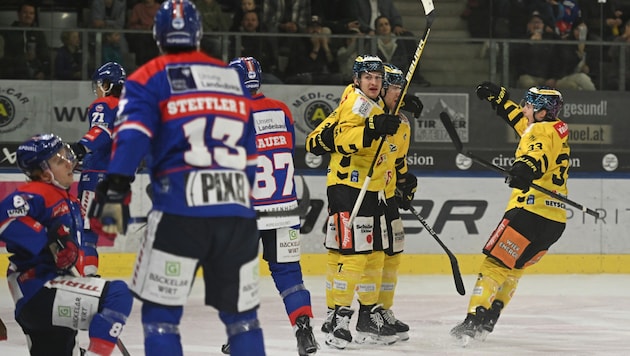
[0,182,84,315]
[80,95,119,172]
[109,51,258,218]
[250,93,299,230]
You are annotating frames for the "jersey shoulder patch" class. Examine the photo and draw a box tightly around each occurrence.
[553,121,569,139]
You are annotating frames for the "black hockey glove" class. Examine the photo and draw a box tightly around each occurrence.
[505,157,539,193]
[310,123,337,156]
[48,221,79,271]
[365,114,400,138]
[88,174,132,238]
[400,94,424,118]
[70,142,87,161]
[395,173,418,210]
[476,81,509,109]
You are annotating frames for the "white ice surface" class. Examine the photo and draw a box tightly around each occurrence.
[1,274,629,355]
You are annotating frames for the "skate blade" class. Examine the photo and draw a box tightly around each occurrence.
[397,331,409,341]
[457,334,474,347]
[325,333,350,349]
[354,332,399,345]
[477,329,490,341]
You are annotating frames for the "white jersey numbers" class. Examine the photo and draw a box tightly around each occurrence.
[182,116,246,170]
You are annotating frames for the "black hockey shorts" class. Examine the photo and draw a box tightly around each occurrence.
[151,213,260,312]
[16,287,81,356]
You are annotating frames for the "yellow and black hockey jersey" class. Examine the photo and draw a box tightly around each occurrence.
[503,101,570,223]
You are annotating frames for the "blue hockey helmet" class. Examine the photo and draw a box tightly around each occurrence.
[353,54,384,78]
[17,133,66,177]
[229,56,262,91]
[522,86,563,120]
[92,61,126,95]
[383,63,406,89]
[153,0,202,49]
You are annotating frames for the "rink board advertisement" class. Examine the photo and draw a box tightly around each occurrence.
[0,173,620,255]
[1,82,630,173]
[0,81,628,262]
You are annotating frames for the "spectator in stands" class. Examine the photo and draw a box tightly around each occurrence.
[229,0,260,32]
[512,11,562,88]
[91,0,130,70]
[337,27,364,83]
[285,15,342,84]
[102,31,124,65]
[230,10,282,83]
[55,30,83,80]
[91,0,127,29]
[194,0,231,57]
[607,19,630,90]
[0,1,50,79]
[126,0,160,66]
[374,15,430,87]
[461,0,509,38]
[554,18,596,90]
[544,0,581,38]
[356,0,406,35]
[312,0,361,35]
[262,0,311,78]
[579,0,629,41]
[262,0,310,34]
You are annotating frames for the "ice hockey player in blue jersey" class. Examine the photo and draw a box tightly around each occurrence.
[226,56,318,356]
[70,61,126,277]
[88,1,266,355]
[0,133,132,356]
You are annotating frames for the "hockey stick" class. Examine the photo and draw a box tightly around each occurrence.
[438,111,600,218]
[408,205,465,295]
[49,244,132,356]
[348,0,436,226]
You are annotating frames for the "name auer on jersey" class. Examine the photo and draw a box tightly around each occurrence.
[185,169,250,207]
[167,96,247,117]
[256,132,292,151]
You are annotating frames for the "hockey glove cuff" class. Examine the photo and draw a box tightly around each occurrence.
[400,94,424,118]
[395,173,418,210]
[89,174,132,238]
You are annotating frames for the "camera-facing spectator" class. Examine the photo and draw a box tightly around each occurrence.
[55,30,83,80]
[0,1,50,79]
[285,15,341,84]
[554,19,596,90]
[126,0,160,66]
[512,11,562,88]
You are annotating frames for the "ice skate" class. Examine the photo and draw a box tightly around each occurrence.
[379,308,410,341]
[478,300,504,341]
[325,306,354,349]
[354,304,398,345]
[220,341,230,354]
[321,307,333,333]
[295,315,318,355]
[450,306,487,346]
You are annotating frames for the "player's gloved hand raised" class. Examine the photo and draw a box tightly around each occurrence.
[395,173,418,210]
[88,174,132,238]
[365,114,400,139]
[47,221,79,271]
[476,81,509,109]
[505,157,539,193]
[69,142,87,161]
[400,94,424,118]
